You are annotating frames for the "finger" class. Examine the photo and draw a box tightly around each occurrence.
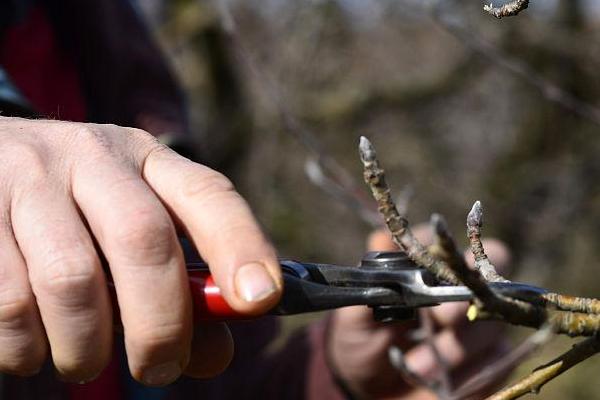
[11,183,111,382]
[367,230,397,252]
[403,321,504,381]
[0,207,46,375]
[430,302,469,328]
[184,323,233,378]
[330,306,417,382]
[142,147,282,314]
[72,153,191,386]
[367,223,433,252]
[464,238,512,275]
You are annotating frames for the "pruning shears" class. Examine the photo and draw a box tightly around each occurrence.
[107,241,548,323]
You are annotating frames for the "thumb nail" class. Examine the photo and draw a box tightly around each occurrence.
[235,262,278,303]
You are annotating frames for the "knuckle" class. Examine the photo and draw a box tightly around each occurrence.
[37,253,100,303]
[113,208,175,264]
[70,124,113,154]
[128,128,164,161]
[127,321,186,355]
[0,289,34,323]
[0,141,47,179]
[181,170,236,202]
[71,124,100,141]
[0,294,46,376]
[128,126,156,143]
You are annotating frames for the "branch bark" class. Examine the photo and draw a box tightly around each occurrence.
[487,336,600,400]
[451,325,554,400]
[484,0,530,19]
[358,136,459,285]
[358,136,600,398]
[467,201,509,283]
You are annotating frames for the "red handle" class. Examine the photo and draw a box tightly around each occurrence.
[107,269,249,324]
[188,270,248,320]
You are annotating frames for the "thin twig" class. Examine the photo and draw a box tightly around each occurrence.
[395,185,415,217]
[358,137,600,337]
[542,293,600,314]
[429,212,547,329]
[211,0,376,225]
[430,213,470,276]
[358,136,459,284]
[431,11,600,127]
[483,0,530,19]
[487,336,600,400]
[304,158,380,227]
[420,309,453,398]
[358,136,600,396]
[465,203,600,333]
[470,306,600,337]
[451,324,554,400]
[467,201,509,283]
[360,137,600,339]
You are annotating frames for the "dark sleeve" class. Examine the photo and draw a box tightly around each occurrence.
[40,0,189,136]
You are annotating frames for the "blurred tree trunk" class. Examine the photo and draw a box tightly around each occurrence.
[164,0,252,176]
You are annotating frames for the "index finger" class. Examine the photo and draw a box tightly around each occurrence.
[142,147,282,314]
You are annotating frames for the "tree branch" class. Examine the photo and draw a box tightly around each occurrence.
[421,308,453,398]
[358,136,459,284]
[211,0,378,226]
[451,324,554,400]
[542,293,600,314]
[487,335,600,400]
[360,136,600,337]
[484,0,530,19]
[431,11,600,127]
[467,201,509,283]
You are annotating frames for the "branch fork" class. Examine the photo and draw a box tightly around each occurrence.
[358,136,600,400]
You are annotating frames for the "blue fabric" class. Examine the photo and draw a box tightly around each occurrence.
[0,67,29,107]
[0,0,35,30]
[117,338,169,400]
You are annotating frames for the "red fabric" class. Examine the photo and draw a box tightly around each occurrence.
[65,345,123,400]
[0,6,86,121]
[306,319,347,400]
[0,6,121,400]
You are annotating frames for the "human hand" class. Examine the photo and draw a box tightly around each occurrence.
[328,225,511,399]
[0,117,282,385]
